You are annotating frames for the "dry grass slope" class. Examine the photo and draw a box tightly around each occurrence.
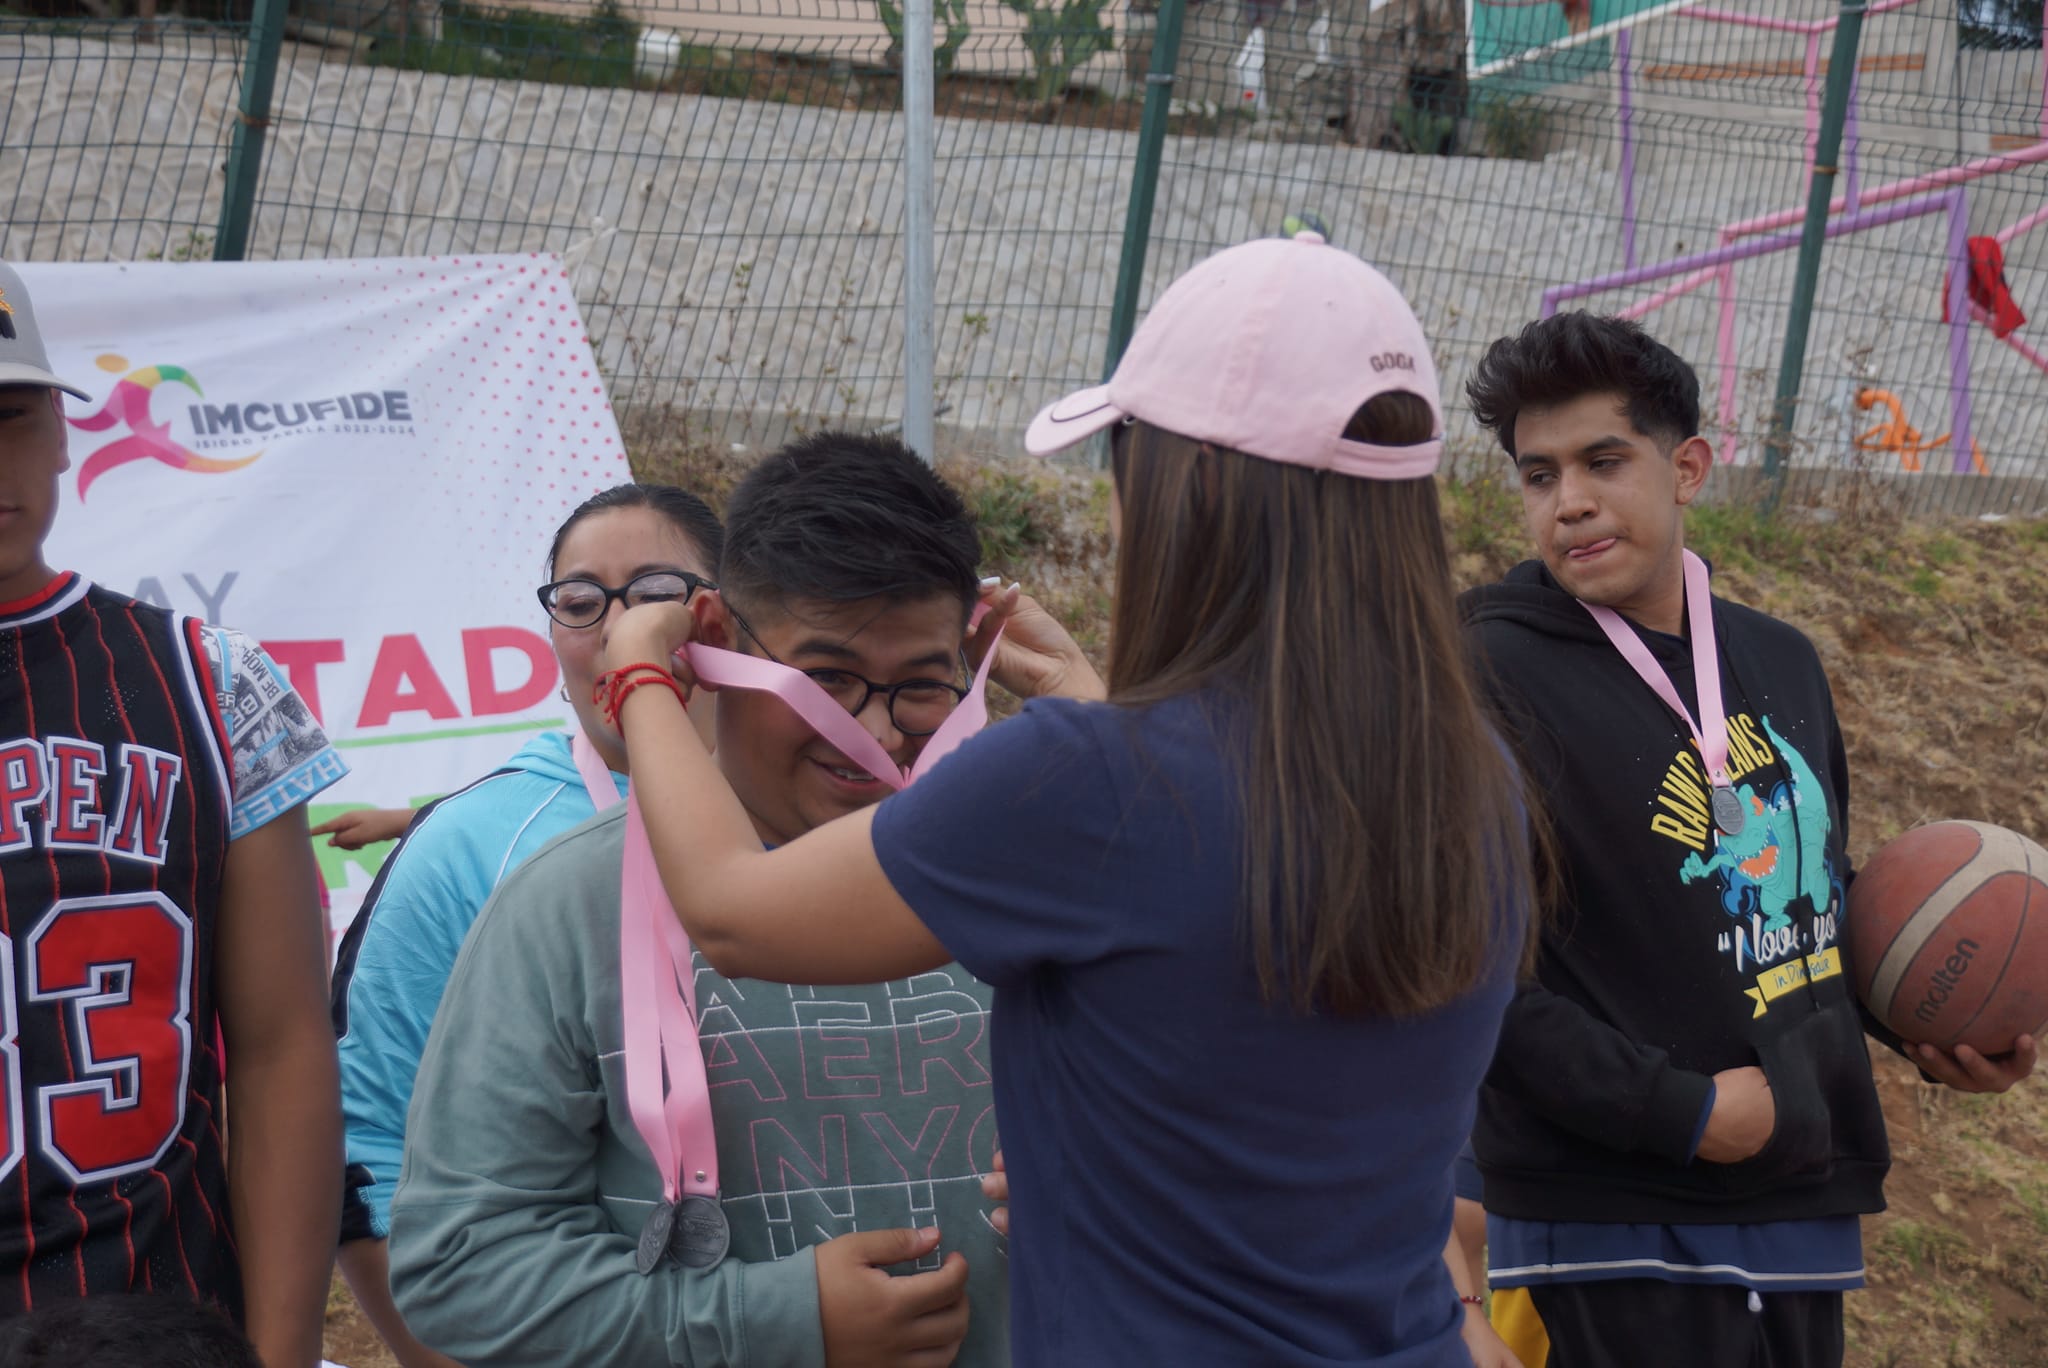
[324,440,2048,1368]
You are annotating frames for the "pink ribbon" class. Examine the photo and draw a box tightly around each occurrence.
[1578,550,1733,788]
[678,624,1003,789]
[571,733,623,815]
[580,623,1004,1216]
[573,735,718,1206]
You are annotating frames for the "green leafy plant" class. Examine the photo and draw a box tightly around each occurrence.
[1391,102,1456,156]
[1473,95,1546,160]
[368,0,642,87]
[1004,0,1113,116]
[145,228,214,262]
[874,0,972,77]
[964,468,1053,568]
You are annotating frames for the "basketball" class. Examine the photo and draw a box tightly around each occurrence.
[1846,820,2048,1053]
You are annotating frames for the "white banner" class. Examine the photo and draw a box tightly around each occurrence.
[23,254,634,930]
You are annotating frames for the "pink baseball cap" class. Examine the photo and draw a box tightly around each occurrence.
[1025,233,1442,479]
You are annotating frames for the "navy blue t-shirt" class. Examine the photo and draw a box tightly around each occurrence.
[871,693,1520,1366]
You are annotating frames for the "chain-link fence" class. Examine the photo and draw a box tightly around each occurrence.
[6,14,248,263]
[1141,0,2048,514]
[238,0,1152,448]
[7,0,1144,447]
[6,0,2048,514]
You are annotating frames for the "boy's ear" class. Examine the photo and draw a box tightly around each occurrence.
[1672,434,1714,506]
[692,590,733,650]
[49,390,72,475]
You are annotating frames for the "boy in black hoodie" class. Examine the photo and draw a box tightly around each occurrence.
[1459,313,2034,1367]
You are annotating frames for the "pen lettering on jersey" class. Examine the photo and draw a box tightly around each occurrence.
[0,738,182,865]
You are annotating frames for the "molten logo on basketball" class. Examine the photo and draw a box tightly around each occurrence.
[1912,938,1981,1027]
[1848,820,2048,1055]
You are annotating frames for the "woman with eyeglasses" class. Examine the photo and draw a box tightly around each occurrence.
[330,483,725,1368]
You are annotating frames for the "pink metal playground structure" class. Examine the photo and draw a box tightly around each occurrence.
[1534,0,2048,474]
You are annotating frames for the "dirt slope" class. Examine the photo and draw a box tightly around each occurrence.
[324,447,2048,1368]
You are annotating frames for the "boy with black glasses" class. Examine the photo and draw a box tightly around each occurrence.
[385,431,1097,1367]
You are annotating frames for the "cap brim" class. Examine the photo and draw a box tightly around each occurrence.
[0,363,90,401]
[1024,384,1126,457]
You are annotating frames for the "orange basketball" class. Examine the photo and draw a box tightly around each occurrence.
[1846,820,2048,1053]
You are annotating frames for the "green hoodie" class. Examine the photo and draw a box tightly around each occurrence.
[389,806,1008,1366]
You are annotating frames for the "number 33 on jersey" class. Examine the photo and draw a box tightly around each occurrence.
[0,574,344,1316]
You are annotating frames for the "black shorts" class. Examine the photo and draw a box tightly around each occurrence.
[1530,1279,1843,1368]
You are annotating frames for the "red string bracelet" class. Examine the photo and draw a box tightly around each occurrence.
[1458,1293,1485,1308]
[592,662,669,716]
[593,663,686,731]
[607,673,686,730]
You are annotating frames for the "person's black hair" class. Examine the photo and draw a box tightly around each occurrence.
[1465,312,1702,459]
[0,1294,260,1368]
[545,483,725,577]
[719,431,979,617]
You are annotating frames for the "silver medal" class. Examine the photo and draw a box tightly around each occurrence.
[1711,784,1746,836]
[671,1194,731,1269]
[636,1201,676,1276]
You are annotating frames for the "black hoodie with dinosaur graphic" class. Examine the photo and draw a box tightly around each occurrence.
[1461,559,1890,1226]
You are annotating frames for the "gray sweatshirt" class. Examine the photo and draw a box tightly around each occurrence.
[389,806,1008,1366]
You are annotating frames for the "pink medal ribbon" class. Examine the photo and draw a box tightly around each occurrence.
[1578,550,1748,838]
[579,621,1004,1274]
[572,733,730,1273]
[677,614,1004,789]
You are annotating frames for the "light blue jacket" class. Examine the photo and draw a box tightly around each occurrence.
[333,730,626,1236]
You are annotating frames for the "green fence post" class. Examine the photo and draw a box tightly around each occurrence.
[214,0,291,261]
[1758,0,1866,512]
[1104,0,1186,382]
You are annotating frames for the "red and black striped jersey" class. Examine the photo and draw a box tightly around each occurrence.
[0,574,241,1319]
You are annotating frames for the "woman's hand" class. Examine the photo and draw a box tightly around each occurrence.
[603,601,702,688]
[1460,1303,1526,1368]
[966,578,1105,703]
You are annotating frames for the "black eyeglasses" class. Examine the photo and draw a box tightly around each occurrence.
[536,570,715,629]
[725,604,968,738]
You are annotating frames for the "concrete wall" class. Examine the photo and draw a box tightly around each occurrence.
[5,22,2045,508]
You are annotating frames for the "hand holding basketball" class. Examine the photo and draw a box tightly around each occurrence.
[1696,1065,1774,1163]
[1912,1035,2037,1093]
[1846,820,2048,1057]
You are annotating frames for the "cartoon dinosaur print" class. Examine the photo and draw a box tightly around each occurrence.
[1761,713,1835,918]
[1675,716,1833,934]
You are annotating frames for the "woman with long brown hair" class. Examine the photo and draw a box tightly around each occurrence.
[604,235,1536,1365]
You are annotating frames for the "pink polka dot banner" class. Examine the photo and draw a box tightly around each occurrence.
[28,254,634,928]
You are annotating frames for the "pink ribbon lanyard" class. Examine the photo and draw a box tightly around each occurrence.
[1579,550,1733,789]
[680,622,1004,789]
[578,623,1005,1229]
[571,732,624,815]
[620,788,716,1203]
[571,735,717,1207]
